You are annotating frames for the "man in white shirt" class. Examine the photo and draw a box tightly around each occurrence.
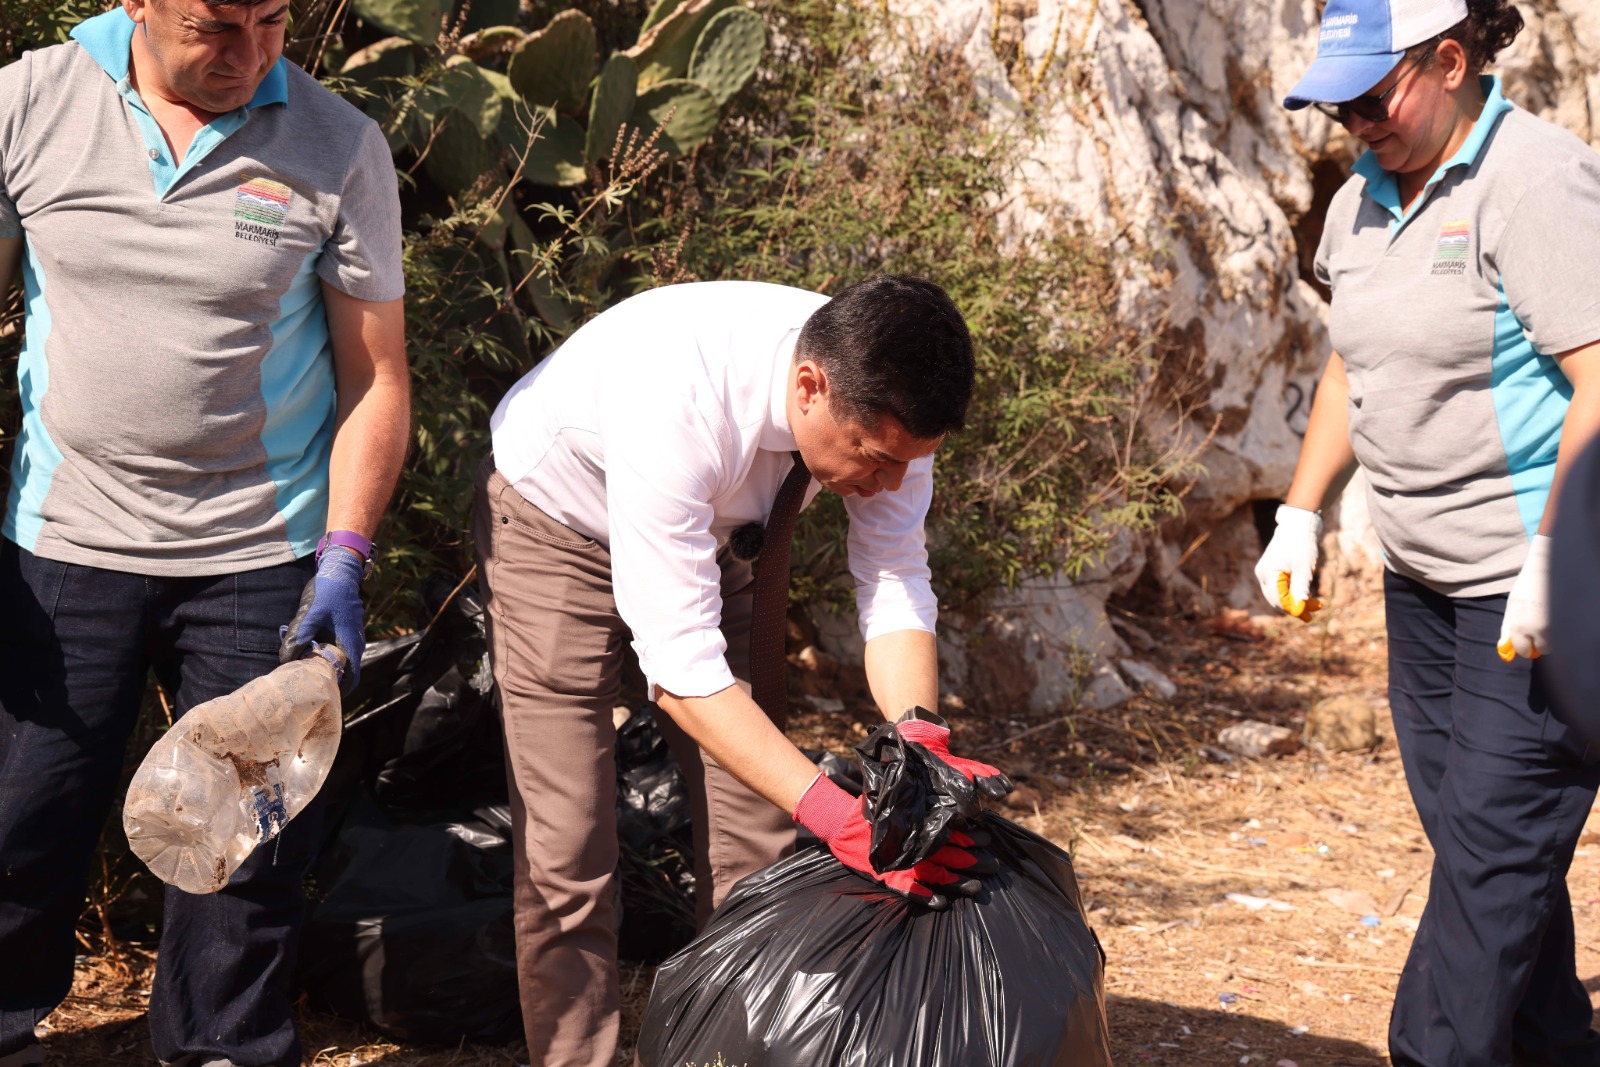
[474,276,1010,1067]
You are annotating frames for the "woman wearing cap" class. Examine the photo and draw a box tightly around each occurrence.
[1254,0,1600,1062]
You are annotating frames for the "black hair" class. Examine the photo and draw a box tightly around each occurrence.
[795,275,975,440]
[1406,0,1525,74]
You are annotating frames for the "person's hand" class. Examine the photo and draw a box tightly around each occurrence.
[895,709,1013,799]
[279,548,366,692]
[1498,534,1551,662]
[793,774,992,909]
[1254,504,1324,621]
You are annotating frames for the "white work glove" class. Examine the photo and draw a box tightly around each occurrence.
[1253,504,1323,621]
[1497,534,1550,662]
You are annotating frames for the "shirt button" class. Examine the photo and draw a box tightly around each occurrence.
[148,148,160,160]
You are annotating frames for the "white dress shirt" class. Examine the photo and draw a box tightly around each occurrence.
[489,281,939,700]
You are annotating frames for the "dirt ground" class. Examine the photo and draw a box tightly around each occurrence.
[41,570,1600,1066]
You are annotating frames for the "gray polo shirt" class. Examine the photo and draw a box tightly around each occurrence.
[0,10,404,575]
[1316,77,1600,597]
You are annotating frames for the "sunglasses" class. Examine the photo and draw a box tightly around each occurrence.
[1311,56,1423,126]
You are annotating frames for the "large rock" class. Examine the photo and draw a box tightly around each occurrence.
[830,0,1597,715]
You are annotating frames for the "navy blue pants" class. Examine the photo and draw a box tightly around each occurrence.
[0,540,320,1067]
[1385,570,1600,1067]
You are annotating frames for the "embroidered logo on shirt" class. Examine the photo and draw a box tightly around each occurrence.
[234,176,291,246]
[1431,220,1471,276]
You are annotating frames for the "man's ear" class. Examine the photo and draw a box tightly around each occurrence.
[794,359,828,414]
[124,0,152,25]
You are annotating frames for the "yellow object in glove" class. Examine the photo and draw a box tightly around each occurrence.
[1277,572,1323,622]
[1497,535,1550,662]
[1496,638,1541,663]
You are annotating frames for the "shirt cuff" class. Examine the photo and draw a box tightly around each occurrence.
[635,630,739,701]
[857,580,938,642]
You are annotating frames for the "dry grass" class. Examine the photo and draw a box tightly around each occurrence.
[43,570,1600,1065]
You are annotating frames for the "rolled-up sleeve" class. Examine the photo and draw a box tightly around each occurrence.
[603,384,739,700]
[844,453,938,641]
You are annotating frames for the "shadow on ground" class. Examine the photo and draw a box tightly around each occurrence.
[1110,994,1382,1066]
[42,994,1384,1066]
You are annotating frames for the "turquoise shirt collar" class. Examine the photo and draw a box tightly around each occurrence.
[70,8,289,109]
[1354,75,1512,224]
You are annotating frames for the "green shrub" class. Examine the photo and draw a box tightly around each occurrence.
[2,0,1194,633]
[653,1,1193,611]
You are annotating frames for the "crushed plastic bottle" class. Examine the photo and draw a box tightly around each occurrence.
[124,646,346,894]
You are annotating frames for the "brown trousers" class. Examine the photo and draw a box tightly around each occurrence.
[472,458,796,1067]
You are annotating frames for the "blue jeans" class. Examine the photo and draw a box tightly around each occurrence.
[1384,570,1600,1067]
[0,540,320,1067]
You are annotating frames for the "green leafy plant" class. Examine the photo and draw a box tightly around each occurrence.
[653,1,1197,611]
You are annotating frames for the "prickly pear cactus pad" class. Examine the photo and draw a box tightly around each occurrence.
[586,54,639,163]
[518,112,589,187]
[423,108,493,193]
[507,9,598,114]
[641,0,687,33]
[456,24,525,62]
[340,36,415,83]
[688,6,764,105]
[436,56,505,138]
[635,79,720,155]
[626,0,736,89]
[352,0,443,46]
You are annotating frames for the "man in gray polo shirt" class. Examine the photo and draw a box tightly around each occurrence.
[0,0,408,1063]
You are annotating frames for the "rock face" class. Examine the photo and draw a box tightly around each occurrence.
[809,0,1596,716]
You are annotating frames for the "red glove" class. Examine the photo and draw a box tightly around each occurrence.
[896,710,1014,800]
[793,774,990,909]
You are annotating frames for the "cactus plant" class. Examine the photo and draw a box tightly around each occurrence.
[340,36,415,82]
[514,111,588,187]
[687,6,764,105]
[456,24,525,62]
[634,79,720,155]
[423,108,493,193]
[585,54,638,163]
[435,55,504,137]
[352,0,443,46]
[626,0,736,89]
[507,10,597,115]
[641,0,686,33]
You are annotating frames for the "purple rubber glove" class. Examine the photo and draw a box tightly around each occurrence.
[279,548,366,693]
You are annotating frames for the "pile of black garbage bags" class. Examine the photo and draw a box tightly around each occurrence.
[296,578,699,1044]
[298,577,1112,1065]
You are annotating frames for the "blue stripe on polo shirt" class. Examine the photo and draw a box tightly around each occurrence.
[260,248,336,557]
[3,239,65,553]
[71,11,290,199]
[1490,283,1570,538]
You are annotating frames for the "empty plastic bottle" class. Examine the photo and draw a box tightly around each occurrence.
[124,646,346,894]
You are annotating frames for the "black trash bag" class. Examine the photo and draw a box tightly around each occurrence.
[297,576,519,1042]
[296,795,522,1044]
[636,724,1112,1067]
[615,706,697,963]
[856,719,978,872]
[320,575,505,818]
